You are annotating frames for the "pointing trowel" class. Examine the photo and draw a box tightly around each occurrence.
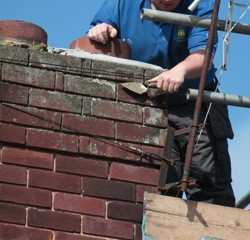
[121,82,166,98]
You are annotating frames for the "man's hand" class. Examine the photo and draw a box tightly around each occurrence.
[148,50,209,93]
[88,23,118,44]
[147,69,185,93]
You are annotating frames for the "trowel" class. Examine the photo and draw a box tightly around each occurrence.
[122,83,250,107]
[121,82,166,98]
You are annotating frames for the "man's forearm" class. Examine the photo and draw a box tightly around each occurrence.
[174,49,214,80]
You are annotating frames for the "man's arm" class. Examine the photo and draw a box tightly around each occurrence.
[148,49,214,93]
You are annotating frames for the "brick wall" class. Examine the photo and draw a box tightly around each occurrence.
[0,45,168,240]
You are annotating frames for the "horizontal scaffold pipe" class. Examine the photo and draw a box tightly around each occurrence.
[187,89,250,108]
[141,8,250,35]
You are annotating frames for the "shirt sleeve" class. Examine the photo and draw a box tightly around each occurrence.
[187,0,218,54]
[85,0,120,35]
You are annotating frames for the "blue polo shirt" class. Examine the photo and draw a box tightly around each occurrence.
[87,0,217,93]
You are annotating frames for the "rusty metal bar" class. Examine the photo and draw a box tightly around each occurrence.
[158,126,175,191]
[141,8,250,35]
[181,0,221,192]
[187,89,250,108]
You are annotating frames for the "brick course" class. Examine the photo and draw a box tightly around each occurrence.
[0,45,167,240]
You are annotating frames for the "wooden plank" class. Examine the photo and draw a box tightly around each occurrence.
[143,193,250,240]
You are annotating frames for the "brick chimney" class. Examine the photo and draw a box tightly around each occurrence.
[0,29,168,239]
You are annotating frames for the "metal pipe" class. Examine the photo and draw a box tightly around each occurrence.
[188,0,203,11]
[236,191,250,209]
[181,0,221,192]
[187,89,250,108]
[141,8,250,35]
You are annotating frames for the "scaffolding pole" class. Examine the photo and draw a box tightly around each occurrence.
[236,191,250,209]
[141,8,250,35]
[181,0,221,192]
[187,89,250,108]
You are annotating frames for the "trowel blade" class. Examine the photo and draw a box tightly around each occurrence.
[121,82,148,95]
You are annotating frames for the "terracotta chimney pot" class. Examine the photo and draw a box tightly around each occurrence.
[70,36,131,59]
[0,20,47,47]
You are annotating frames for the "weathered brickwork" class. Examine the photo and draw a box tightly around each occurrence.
[0,45,168,240]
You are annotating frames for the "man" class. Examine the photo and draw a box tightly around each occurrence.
[87,0,235,207]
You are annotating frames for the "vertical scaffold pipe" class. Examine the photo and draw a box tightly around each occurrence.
[181,0,221,192]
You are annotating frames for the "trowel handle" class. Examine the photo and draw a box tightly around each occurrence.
[147,83,158,88]
[146,83,166,98]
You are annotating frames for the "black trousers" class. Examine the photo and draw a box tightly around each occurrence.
[164,101,235,207]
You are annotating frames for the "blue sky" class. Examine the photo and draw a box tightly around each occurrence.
[1,0,249,206]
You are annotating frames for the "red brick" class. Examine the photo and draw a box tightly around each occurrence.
[79,136,90,154]
[82,177,135,202]
[117,83,154,106]
[108,201,143,223]
[135,224,142,240]
[144,68,165,80]
[28,208,81,233]
[55,231,104,240]
[110,163,159,186]
[29,169,81,193]
[27,129,78,153]
[0,45,29,66]
[0,164,26,185]
[56,155,108,178]
[136,185,160,203]
[82,216,134,239]
[0,202,26,224]
[2,63,55,89]
[141,145,165,166]
[54,192,105,216]
[0,104,61,130]
[29,50,83,74]
[2,147,54,169]
[0,123,26,145]
[91,98,142,123]
[143,107,168,127]
[116,122,167,146]
[63,114,114,138]
[64,75,116,99]
[0,224,53,240]
[90,139,141,162]
[0,184,52,208]
[0,82,29,104]
[29,89,82,113]
[91,60,142,83]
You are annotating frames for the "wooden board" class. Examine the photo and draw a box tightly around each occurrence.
[143,193,250,240]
